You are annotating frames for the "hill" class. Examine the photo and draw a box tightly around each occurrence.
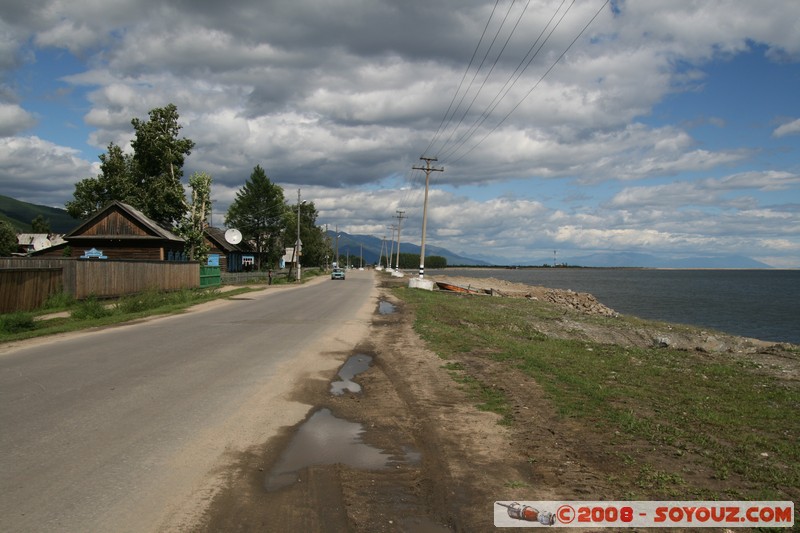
[0,195,77,233]
[326,231,488,267]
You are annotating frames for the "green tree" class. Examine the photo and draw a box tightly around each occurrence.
[0,220,17,256]
[31,215,50,233]
[283,200,331,273]
[176,172,212,262]
[130,104,195,226]
[225,166,286,269]
[66,143,136,219]
[66,104,194,226]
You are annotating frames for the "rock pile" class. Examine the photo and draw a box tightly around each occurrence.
[542,289,618,317]
[432,275,618,317]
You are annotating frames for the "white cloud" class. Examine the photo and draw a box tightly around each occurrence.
[0,0,798,265]
[0,103,37,136]
[0,136,95,205]
[773,118,800,138]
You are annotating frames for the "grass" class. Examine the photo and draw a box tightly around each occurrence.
[1,270,331,344]
[0,286,252,343]
[394,286,799,504]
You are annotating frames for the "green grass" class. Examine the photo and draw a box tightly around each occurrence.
[394,286,800,503]
[1,269,327,344]
[0,286,250,343]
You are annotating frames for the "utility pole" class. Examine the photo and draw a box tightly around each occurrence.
[412,157,443,279]
[296,189,303,281]
[378,235,386,269]
[394,210,406,272]
[335,224,340,267]
[387,225,396,270]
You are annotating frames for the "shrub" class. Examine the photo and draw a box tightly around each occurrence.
[71,297,114,320]
[42,291,75,310]
[0,312,37,333]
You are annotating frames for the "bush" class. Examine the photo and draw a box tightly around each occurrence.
[71,297,114,320]
[116,288,165,314]
[0,312,37,333]
[42,291,75,310]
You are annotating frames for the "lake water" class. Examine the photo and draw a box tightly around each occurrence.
[428,268,800,344]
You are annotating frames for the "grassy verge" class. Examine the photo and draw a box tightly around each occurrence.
[0,286,254,343]
[394,286,799,504]
[1,270,331,344]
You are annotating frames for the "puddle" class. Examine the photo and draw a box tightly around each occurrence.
[265,408,418,491]
[330,354,372,396]
[378,300,396,314]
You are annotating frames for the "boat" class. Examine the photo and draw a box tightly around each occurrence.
[435,281,487,295]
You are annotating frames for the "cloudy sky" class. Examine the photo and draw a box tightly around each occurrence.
[1,0,799,266]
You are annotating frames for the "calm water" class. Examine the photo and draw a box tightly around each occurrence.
[430,269,800,344]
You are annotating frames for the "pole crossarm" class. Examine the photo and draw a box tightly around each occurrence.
[413,156,444,279]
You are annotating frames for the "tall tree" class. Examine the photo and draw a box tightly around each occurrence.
[283,200,331,271]
[225,166,286,269]
[66,104,194,226]
[130,104,195,227]
[30,215,50,233]
[176,172,212,262]
[0,220,17,256]
[65,143,136,220]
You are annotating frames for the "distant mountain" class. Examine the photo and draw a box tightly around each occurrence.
[0,195,77,233]
[518,251,772,269]
[327,231,489,266]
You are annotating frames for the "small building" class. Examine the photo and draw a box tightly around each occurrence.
[203,226,248,272]
[16,233,66,255]
[33,201,186,260]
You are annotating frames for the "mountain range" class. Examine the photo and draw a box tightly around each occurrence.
[0,194,77,233]
[0,195,773,268]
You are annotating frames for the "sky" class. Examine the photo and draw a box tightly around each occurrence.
[1,0,799,267]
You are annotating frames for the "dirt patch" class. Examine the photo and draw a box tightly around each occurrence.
[194,275,797,531]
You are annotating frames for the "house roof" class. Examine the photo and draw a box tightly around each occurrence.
[64,201,184,242]
[205,226,245,252]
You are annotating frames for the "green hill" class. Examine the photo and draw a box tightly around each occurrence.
[0,195,77,233]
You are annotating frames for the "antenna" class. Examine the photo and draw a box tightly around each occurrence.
[224,228,243,245]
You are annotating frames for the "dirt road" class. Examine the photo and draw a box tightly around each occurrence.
[194,273,798,532]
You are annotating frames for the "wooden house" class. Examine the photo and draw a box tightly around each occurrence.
[203,226,249,272]
[33,201,186,260]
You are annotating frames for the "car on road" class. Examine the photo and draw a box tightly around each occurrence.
[331,268,345,280]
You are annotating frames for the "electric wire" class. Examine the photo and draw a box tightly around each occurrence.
[447,0,610,165]
[421,0,501,158]
[428,0,519,156]
[436,0,571,161]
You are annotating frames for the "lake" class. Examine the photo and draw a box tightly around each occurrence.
[428,268,800,344]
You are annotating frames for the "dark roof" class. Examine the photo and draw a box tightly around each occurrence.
[65,201,184,242]
[205,226,246,252]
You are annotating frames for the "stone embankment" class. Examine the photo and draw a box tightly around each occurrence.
[433,275,618,317]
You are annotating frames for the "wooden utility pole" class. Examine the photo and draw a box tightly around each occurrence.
[394,210,406,271]
[412,157,443,279]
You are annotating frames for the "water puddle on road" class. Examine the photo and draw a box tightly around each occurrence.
[330,354,372,396]
[378,300,396,314]
[265,408,418,491]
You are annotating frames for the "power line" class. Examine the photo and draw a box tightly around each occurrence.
[447,0,610,164]
[422,0,502,158]
[436,0,572,161]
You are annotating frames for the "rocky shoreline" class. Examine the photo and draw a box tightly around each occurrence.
[430,275,798,379]
[433,275,619,316]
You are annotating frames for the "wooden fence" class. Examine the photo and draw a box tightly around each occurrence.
[0,268,63,313]
[0,258,201,313]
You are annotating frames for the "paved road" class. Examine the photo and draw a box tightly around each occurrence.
[0,270,376,532]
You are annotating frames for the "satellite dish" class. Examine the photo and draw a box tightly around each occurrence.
[224,228,242,245]
[32,237,51,251]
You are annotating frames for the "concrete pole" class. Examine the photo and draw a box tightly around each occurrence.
[412,157,443,279]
